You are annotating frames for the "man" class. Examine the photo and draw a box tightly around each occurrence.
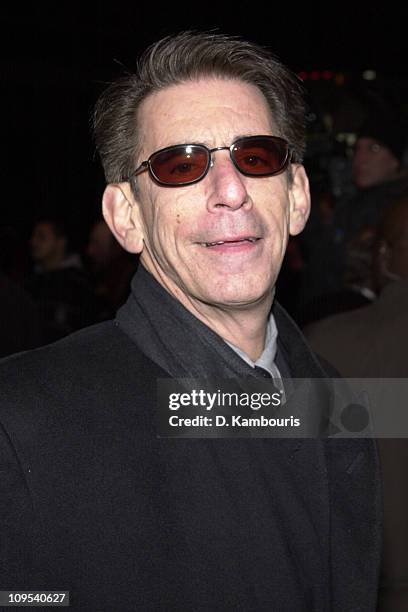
[341,116,408,238]
[29,219,74,272]
[299,223,376,326]
[305,195,408,611]
[305,195,408,377]
[26,218,100,343]
[0,33,381,611]
[330,115,408,291]
[0,227,43,357]
[352,126,404,192]
[299,113,407,305]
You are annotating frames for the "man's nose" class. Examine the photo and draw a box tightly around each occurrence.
[205,153,252,212]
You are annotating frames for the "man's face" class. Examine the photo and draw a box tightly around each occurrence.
[131,78,308,311]
[30,222,62,264]
[352,137,399,189]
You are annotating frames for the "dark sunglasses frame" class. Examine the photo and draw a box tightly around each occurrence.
[128,135,292,187]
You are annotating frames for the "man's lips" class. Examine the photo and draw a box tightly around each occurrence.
[199,237,261,248]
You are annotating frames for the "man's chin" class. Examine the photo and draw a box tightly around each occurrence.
[200,286,275,311]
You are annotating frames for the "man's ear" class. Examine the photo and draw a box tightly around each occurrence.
[102,182,144,254]
[288,164,311,236]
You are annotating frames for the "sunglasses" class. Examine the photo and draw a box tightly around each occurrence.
[129,135,292,187]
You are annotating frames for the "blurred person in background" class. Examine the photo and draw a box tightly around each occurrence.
[304,195,408,375]
[299,223,376,326]
[296,184,337,307]
[305,195,408,612]
[86,217,138,314]
[0,226,43,357]
[297,107,407,322]
[340,116,407,230]
[30,218,80,273]
[26,218,103,343]
[353,129,403,191]
[332,111,408,287]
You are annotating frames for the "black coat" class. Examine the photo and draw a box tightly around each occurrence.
[0,305,382,611]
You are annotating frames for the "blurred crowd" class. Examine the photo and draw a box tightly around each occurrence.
[279,109,408,345]
[0,217,138,358]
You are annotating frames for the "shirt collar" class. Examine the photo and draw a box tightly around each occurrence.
[225,313,279,376]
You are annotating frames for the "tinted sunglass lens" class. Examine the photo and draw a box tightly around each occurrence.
[232,137,289,176]
[150,145,209,185]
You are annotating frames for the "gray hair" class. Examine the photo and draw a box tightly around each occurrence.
[93,31,306,185]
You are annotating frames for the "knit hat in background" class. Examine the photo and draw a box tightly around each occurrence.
[358,115,406,162]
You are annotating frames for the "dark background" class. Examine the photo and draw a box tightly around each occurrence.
[0,2,406,251]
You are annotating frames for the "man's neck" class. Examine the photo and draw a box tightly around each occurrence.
[194,305,272,362]
[142,264,274,362]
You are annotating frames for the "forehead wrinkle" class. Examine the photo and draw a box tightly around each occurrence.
[139,124,278,156]
[137,78,276,158]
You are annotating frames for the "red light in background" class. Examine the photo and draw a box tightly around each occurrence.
[298,70,335,81]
